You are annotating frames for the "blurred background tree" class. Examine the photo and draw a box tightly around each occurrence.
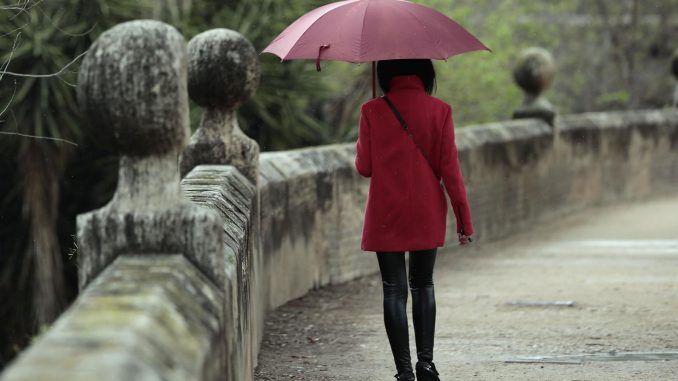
[1,0,676,370]
[179,0,335,151]
[397,0,677,128]
[0,0,146,367]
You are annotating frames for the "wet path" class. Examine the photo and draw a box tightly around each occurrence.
[255,195,678,380]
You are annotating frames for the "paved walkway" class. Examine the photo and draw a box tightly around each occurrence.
[255,195,678,380]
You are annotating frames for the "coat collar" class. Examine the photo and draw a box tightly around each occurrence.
[388,74,425,92]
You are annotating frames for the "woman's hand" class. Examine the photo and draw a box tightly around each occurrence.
[458,233,473,246]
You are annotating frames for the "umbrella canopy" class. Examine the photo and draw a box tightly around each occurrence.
[262,0,490,97]
[263,0,489,64]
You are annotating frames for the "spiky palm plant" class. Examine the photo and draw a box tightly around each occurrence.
[183,0,339,151]
[0,0,150,366]
[1,0,84,328]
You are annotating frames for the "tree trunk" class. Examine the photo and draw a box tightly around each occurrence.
[19,141,66,327]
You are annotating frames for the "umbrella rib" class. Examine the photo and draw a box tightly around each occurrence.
[358,0,372,62]
[285,0,361,59]
[400,5,444,59]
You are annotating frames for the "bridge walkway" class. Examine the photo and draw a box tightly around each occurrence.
[255,195,678,380]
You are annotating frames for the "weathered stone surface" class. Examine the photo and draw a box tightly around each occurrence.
[77,204,227,290]
[187,28,260,110]
[257,110,678,317]
[77,19,189,156]
[71,21,260,381]
[258,144,376,311]
[75,20,228,296]
[176,32,263,373]
[459,109,678,243]
[179,108,260,185]
[512,47,556,95]
[0,255,224,381]
[512,47,557,125]
[181,165,258,381]
[179,28,261,185]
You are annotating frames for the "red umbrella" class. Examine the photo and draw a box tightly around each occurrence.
[262,0,490,98]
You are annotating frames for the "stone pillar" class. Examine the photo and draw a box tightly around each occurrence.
[178,28,262,377]
[672,48,678,108]
[179,28,261,185]
[76,20,227,291]
[512,47,557,126]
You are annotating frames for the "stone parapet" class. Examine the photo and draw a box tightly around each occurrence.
[257,110,678,315]
[0,255,225,381]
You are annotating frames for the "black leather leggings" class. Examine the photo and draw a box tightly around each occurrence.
[376,248,437,374]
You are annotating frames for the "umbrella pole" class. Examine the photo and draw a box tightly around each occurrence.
[372,61,376,99]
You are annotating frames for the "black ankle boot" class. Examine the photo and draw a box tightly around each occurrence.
[394,370,415,381]
[415,361,440,381]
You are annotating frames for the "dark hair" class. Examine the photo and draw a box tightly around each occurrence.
[377,59,436,95]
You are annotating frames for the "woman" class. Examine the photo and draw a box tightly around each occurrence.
[354,59,474,381]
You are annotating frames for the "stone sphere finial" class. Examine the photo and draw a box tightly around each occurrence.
[187,28,260,110]
[512,47,557,126]
[77,19,189,156]
[512,47,556,96]
[180,28,261,186]
[75,20,230,293]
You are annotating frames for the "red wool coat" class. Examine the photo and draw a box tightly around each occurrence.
[354,74,474,252]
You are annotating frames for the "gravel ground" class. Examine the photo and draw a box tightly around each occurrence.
[255,195,678,380]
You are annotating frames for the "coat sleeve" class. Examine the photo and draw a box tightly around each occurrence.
[355,105,372,178]
[439,104,474,236]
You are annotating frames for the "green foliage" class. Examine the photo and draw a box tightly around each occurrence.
[425,0,675,124]
[0,0,148,368]
[422,0,576,126]
[314,0,676,133]
[1,4,81,147]
[2,0,674,155]
[181,0,335,151]
[0,0,152,149]
[594,90,631,109]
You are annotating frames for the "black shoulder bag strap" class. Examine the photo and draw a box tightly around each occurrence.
[381,95,471,239]
[381,95,440,180]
